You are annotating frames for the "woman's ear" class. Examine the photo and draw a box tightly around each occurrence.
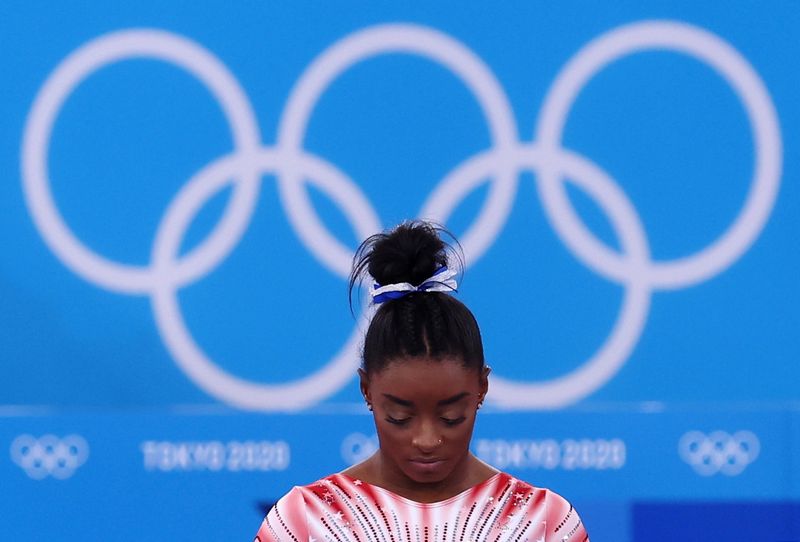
[359,368,372,408]
[478,365,491,405]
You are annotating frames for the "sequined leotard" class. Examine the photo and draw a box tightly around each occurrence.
[255,472,589,542]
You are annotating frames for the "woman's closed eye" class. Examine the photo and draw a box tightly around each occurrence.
[441,416,466,426]
[385,415,411,425]
[385,415,465,426]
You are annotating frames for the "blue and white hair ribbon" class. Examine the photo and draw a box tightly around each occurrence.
[370,266,458,304]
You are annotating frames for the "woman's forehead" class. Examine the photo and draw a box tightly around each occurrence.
[378,356,472,374]
[369,357,481,396]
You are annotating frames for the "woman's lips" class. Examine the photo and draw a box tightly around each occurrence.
[409,458,446,475]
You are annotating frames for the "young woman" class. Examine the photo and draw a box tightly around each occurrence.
[255,221,589,541]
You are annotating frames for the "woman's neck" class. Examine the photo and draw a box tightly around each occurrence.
[344,452,497,504]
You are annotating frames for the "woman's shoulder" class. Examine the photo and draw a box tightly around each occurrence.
[275,473,368,505]
[300,472,358,491]
[502,474,588,541]
[500,472,573,500]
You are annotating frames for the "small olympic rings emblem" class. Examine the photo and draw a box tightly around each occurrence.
[679,430,760,476]
[341,433,379,466]
[21,21,781,410]
[10,434,90,480]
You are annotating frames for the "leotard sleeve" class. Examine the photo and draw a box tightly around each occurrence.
[545,489,589,541]
[254,487,309,542]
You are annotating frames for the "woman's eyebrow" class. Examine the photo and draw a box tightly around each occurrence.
[381,392,469,407]
[437,392,469,406]
[383,394,413,406]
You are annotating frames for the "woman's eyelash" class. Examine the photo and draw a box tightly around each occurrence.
[385,416,467,426]
[386,416,410,425]
[442,416,466,426]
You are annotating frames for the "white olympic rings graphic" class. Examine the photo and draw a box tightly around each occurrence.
[10,434,90,480]
[341,432,379,466]
[21,21,782,410]
[679,430,760,476]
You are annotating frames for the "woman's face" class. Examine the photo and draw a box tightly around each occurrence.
[361,357,488,487]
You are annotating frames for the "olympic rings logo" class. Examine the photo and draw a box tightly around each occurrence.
[679,430,760,476]
[10,434,89,480]
[21,21,781,410]
[341,433,379,466]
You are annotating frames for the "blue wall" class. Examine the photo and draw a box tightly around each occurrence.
[1,2,798,540]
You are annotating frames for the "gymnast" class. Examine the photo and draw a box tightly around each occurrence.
[255,220,589,542]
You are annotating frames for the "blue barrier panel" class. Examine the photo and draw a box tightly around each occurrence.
[2,406,796,540]
[632,502,800,541]
[793,409,800,503]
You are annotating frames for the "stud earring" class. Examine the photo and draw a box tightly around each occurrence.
[366,402,373,411]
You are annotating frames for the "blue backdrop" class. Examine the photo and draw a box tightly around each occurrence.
[1,2,798,540]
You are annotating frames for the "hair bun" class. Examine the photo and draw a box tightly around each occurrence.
[350,221,482,372]
[351,221,450,290]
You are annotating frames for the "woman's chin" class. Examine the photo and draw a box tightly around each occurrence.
[404,459,451,483]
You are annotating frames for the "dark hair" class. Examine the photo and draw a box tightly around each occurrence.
[349,221,484,374]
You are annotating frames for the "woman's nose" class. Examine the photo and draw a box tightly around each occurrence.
[411,421,442,452]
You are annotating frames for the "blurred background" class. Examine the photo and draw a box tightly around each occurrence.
[1,2,798,540]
